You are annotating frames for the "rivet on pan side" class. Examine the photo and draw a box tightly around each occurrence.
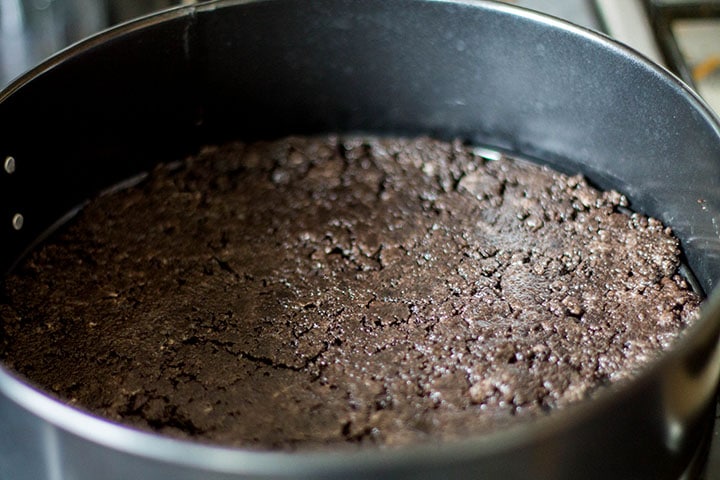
[12,213,23,230]
[4,156,15,174]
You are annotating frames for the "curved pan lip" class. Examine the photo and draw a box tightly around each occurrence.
[2,0,720,476]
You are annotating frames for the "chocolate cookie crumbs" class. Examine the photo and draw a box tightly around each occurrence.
[0,136,701,449]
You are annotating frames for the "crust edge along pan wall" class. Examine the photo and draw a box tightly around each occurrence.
[2,1,720,478]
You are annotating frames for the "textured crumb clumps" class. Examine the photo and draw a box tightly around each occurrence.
[0,135,701,450]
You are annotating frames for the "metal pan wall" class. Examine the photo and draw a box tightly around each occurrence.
[1,1,720,478]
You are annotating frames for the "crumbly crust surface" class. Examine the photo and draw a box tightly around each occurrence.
[0,136,700,449]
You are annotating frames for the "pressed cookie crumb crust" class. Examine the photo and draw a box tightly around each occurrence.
[0,136,700,449]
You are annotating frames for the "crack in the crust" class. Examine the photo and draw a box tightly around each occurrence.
[377,174,389,200]
[212,256,239,279]
[495,178,508,209]
[171,331,329,373]
[358,243,385,271]
[150,405,205,436]
[118,388,208,436]
[239,351,306,371]
[452,171,466,193]
[336,139,351,163]
[240,341,331,373]
[335,139,357,180]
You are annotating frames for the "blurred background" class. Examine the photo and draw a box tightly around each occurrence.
[0,0,191,88]
[0,0,718,112]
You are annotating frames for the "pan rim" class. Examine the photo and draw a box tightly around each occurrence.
[1,0,720,475]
